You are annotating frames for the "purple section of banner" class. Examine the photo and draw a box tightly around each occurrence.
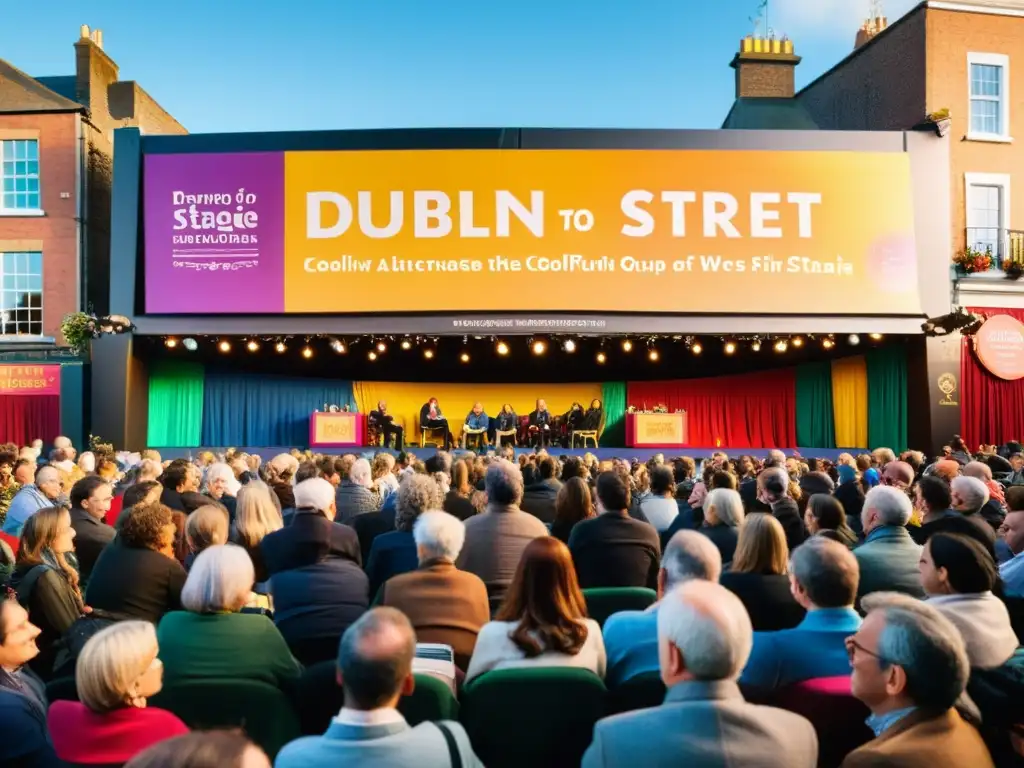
[144,153,284,313]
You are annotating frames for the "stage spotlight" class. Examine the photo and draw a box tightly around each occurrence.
[218,340,231,353]
[596,351,607,364]
[400,338,412,350]
[751,340,761,352]
[648,348,660,361]
[330,339,346,354]
[164,337,178,349]
[301,346,313,359]
[691,342,703,355]
[849,334,861,345]
[423,348,435,359]
[869,333,883,340]
[246,339,259,352]
[532,339,547,356]
[822,337,835,350]
[774,339,788,353]
[275,341,287,353]
[368,350,378,361]
[460,352,470,363]
[724,341,736,355]
[622,339,633,352]
[792,337,804,348]
[182,337,198,352]
[563,339,577,353]
[496,341,510,356]
[376,341,387,353]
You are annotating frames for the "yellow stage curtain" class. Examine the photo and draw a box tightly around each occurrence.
[831,356,869,449]
[353,381,602,443]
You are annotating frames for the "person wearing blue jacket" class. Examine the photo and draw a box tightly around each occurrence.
[462,402,489,449]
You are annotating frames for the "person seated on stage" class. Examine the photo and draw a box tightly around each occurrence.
[419,398,452,450]
[462,402,490,447]
[369,400,404,450]
[581,398,603,432]
[564,402,585,443]
[528,399,552,448]
[494,403,518,446]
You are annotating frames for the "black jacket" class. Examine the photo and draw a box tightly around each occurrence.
[443,491,477,522]
[520,479,561,524]
[568,513,661,590]
[701,523,740,566]
[529,409,551,428]
[69,508,115,585]
[10,564,82,679]
[769,498,807,552]
[719,571,806,631]
[0,669,58,767]
[911,509,997,557]
[85,542,186,624]
[834,480,866,537]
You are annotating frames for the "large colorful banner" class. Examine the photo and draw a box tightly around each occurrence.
[143,149,920,315]
[0,364,60,396]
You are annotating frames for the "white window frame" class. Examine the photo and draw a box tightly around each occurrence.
[0,251,44,338]
[965,172,1011,273]
[0,139,43,216]
[967,52,1012,143]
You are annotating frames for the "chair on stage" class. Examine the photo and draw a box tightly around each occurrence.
[420,425,447,448]
[571,417,604,448]
[462,428,488,450]
[495,427,517,447]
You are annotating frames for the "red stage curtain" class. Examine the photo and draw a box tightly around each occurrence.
[962,306,1024,446]
[627,369,797,448]
[0,395,60,446]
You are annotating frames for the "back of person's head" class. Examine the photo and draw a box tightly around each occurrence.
[790,537,859,608]
[293,477,336,517]
[496,536,588,657]
[76,620,159,714]
[337,607,416,710]
[122,481,162,514]
[595,471,630,513]
[662,530,723,590]
[672,457,696,483]
[554,476,594,528]
[181,544,255,614]
[484,459,524,506]
[856,592,969,712]
[124,731,270,768]
[799,471,835,498]
[160,461,191,492]
[538,457,557,481]
[916,475,952,512]
[413,510,465,562]
[758,467,789,499]
[185,505,229,554]
[950,475,989,510]
[1008,485,1024,512]
[964,460,993,482]
[657,580,753,682]
[120,503,175,551]
[294,461,319,484]
[396,473,443,531]
[650,465,675,496]
[349,458,373,488]
[863,485,913,527]
[710,470,737,491]
[704,488,744,528]
[731,513,788,575]
[926,533,998,594]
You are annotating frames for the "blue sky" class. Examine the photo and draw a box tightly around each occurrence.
[1,0,919,134]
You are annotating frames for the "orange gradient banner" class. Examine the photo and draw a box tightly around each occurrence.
[282,149,920,315]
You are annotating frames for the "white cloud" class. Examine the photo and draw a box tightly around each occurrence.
[767,0,920,43]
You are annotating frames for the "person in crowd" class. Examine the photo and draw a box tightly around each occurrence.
[0,450,20,526]
[603,530,723,686]
[442,460,476,521]
[640,465,679,533]
[797,471,835,516]
[369,400,404,450]
[3,465,65,537]
[912,475,996,553]
[963,461,1006,530]
[569,471,661,590]
[462,402,489,448]
[11,506,86,677]
[157,545,302,687]
[264,453,299,512]
[834,463,866,537]
[951,474,1002,538]
[260,478,367,665]
[697,487,744,565]
[804,493,858,548]
[494,403,518,446]
[999,489,1024,595]
[183,505,230,568]
[855,486,925,600]
[203,463,238,522]
[371,453,399,500]
[158,461,198,514]
[0,590,59,766]
[843,593,994,767]
[125,731,271,768]
[527,398,552,448]
[275,607,481,767]
[740,536,862,690]
[581,398,603,432]
[366,473,442,599]
[379,511,489,671]
[457,460,549,611]
[881,461,915,493]
[335,458,381,524]
[719,513,805,631]
[520,456,562,524]
[755,467,806,552]
[68,475,115,585]
[419,398,452,450]
[583,580,818,768]
[466,536,605,683]
[47,620,188,765]
[551,476,595,544]
[918,533,1017,669]
[231,481,283,585]
[114,481,165,530]
[87,503,187,625]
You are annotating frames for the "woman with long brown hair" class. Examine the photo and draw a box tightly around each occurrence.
[551,477,595,544]
[11,506,86,677]
[443,460,476,521]
[464,536,605,683]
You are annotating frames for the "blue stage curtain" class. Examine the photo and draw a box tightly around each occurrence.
[200,371,355,447]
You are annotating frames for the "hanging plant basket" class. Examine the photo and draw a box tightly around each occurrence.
[1003,261,1024,280]
[60,312,95,355]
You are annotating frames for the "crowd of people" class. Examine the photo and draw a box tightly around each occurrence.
[0,434,1022,766]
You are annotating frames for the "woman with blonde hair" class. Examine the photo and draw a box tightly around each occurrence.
[232,482,283,584]
[47,621,188,765]
[719,514,805,631]
[371,453,399,500]
[184,506,230,569]
[701,487,745,565]
[264,454,298,510]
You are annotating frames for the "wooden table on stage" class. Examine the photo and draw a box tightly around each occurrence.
[626,412,688,449]
[309,412,366,448]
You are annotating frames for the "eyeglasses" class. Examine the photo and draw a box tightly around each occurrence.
[845,637,889,665]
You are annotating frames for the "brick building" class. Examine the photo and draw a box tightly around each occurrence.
[0,26,184,445]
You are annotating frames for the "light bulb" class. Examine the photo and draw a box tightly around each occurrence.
[247,340,259,352]
[424,348,435,359]
[622,339,633,352]
[368,351,378,361]
[165,338,178,349]
[691,342,703,355]
[596,351,607,364]
[275,341,287,353]
[460,352,470,363]
[301,346,313,359]
[496,341,509,356]
[218,340,231,353]
[648,349,660,361]
[724,341,736,355]
[532,340,547,355]
[563,339,576,353]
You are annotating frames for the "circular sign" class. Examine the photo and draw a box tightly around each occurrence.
[975,314,1024,380]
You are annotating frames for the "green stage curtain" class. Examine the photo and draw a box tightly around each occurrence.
[867,346,908,452]
[601,382,627,446]
[148,361,204,447]
[795,362,836,449]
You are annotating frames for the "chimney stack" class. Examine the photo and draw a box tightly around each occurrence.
[730,36,801,99]
[855,15,887,49]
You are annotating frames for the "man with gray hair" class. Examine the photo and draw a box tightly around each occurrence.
[855,485,925,601]
[583,581,817,767]
[843,593,994,767]
[741,537,862,690]
[276,607,483,767]
[457,459,547,610]
[603,530,723,686]
[2,465,65,536]
[953,471,1004,532]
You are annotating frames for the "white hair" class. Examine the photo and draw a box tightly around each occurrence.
[205,462,236,492]
[180,544,255,613]
[53,436,72,450]
[863,485,913,526]
[137,459,162,483]
[349,458,373,488]
[662,530,723,588]
[951,475,990,510]
[77,451,96,473]
[658,580,753,680]
[705,488,744,528]
[413,510,466,561]
[293,477,336,513]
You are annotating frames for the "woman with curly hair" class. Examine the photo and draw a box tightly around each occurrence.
[86,503,187,625]
[0,450,19,527]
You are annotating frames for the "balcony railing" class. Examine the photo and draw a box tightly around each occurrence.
[965,228,1024,271]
